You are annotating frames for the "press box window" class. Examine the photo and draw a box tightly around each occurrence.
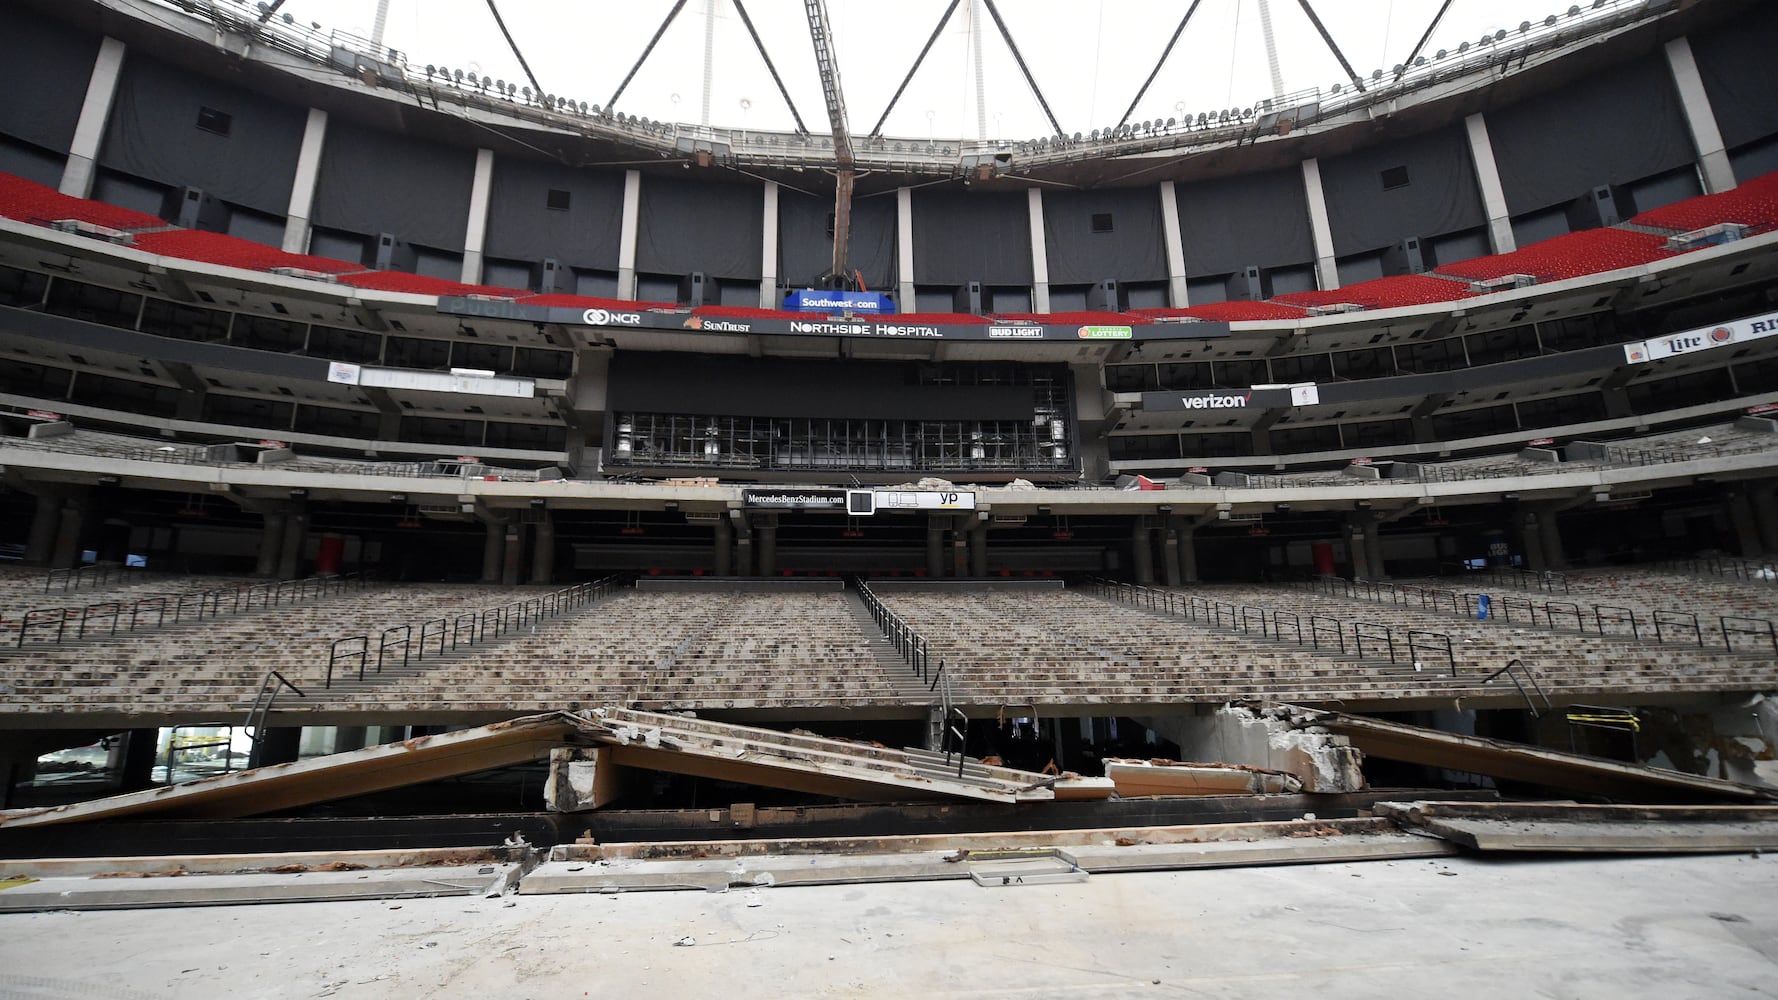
[1090,213,1115,234]
[546,189,572,211]
[1380,166,1410,190]
[195,107,233,136]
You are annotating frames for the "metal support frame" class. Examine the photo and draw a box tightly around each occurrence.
[981,0,1063,136]
[802,0,855,283]
[1117,0,1203,129]
[869,0,962,138]
[484,0,544,98]
[1296,0,1366,94]
[1395,0,1454,82]
[733,0,809,134]
[607,0,690,112]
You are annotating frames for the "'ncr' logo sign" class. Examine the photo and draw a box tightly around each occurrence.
[1179,392,1253,409]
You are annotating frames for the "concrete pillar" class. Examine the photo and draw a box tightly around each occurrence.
[896,186,916,308]
[951,518,969,578]
[616,169,642,300]
[734,517,754,577]
[926,518,946,578]
[25,494,61,566]
[759,181,780,307]
[1464,113,1517,255]
[1751,482,1778,557]
[331,726,369,754]
[713,515,733,576]
[1664,37,1737,195]
[1300,157,1338,291]
[501,524,523,585]
[1131,517,1154,586]
[531,514,556,584]
[1538,507,1567,570]
[255,512,286,577]
[1158,180,1189,307]
[1727,491,1764,558]
[480,518,505,584]
[282,108,329,254]
[1027,188,1051,313]
[758,516,777,578]
[119,728,159,791]
[969,518,988,577]
[1161,525,1182,587]
[59,36,127,199]
[1516,507,1548,573]
[277,509,308,579]
[460,147,495,283]
[1344,514,1375,580]
[49,498,89,570]
[1174,519,1200,583]
[250,727,302,769]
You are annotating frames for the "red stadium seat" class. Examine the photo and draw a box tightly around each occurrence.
[1272,274,1474,310]
[515,293,679,311]
[132,229,364,275]
[1629,170,1778,234]
[889,312,991,324]
[0,171,166,231]
[1434,228,1676,283]
[1134,301,1310,322]
[995,310,1152,325]
[336,270,531,298]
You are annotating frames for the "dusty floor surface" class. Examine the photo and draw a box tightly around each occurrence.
[1,853,1775,999]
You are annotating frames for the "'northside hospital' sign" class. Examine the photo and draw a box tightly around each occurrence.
[438,297,1231,343]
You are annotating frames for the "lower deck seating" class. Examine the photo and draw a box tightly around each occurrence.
[0,173,166,231]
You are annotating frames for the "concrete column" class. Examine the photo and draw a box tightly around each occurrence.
[531,514,556,584]
[119,728,159,792]
[281,108,329,254]
[1664,37,1737,195]
[714,515,733,576]
[25,494,61,566]
[59,37,127,199]
[1343,514,1374,580]
[480,518,505,584]
[1538,507,1567,570]
[1027,188,1051,313]
[926,518,945,578]
[951,518,969,578]
[896,186,916,308]
[1161,525,1182,587]
[1131,517,1154,586]
[1464,113,1517,254]
[277,509,308,579]
[759,181,780,307]
[250,727,302,769]
[1515,507,1548,573]
[734,517,754,577]
[331,726,369,754]
[969,518,988,577]
[501,524,523,585]
[616,169,642,300]
[1727,491,1764,558]
[1177,522,1199,583]
[757,516,777,578]
[255,512,287,577]
[1300,157,1338,291]
[1751,482,1778,557]
[460,147,496,283]
[1158,180,1189,307]
[49,498,89,570]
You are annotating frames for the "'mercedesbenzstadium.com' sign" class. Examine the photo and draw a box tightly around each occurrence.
[438,297,1229,342]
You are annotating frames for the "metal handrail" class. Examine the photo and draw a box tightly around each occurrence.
[1406,630,1456,674]
[326,636,368,688]
[1593,604,1640,639]
[1721,615,1778,655]
[1481,657,1552,718]
[376,624,411,674]
[1652,609,1703,647]
[1350,621,1396,663]
[245,670,305,748]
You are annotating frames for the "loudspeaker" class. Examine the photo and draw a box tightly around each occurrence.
[1381,237,1426,276]
[1085,278,1122,311]
[373,233,416,271]
[533,257,569,294]
[679,271,708,307]
[952,281,983,314]
[1228,265,1263,302]
[1568,185,1628,230]
[164,186,228,232]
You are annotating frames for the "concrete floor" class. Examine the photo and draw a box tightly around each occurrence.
[1,853,1775,999]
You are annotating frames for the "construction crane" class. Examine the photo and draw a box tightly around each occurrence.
[803,0,854,289]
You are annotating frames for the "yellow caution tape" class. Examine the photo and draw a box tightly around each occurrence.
[0,877,39,891]
[1565,713,1640,732]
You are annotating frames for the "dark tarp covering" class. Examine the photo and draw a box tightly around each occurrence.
[1321,125,1484,255]
[1042,187,1168,285]
[636,174,763,280]
[1692,3,1778,153]
[779,187,897,291]
[1175,166,1315,275]
[311,118,474,249]
[0,6,98,156]
[912,190,1032,285]
[484,156,625,269]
